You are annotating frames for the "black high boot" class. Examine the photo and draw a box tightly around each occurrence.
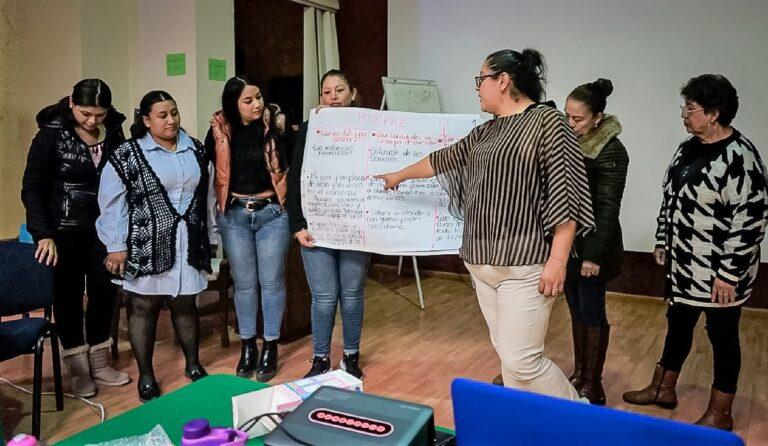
[256,340,278,382]
[578,325,609,405]
[569,319,585,388]
[236,337,259,378]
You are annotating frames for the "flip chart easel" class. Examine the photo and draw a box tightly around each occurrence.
[380,77,442,310]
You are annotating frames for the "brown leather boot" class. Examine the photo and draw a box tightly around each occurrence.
[622,363,679,409]
[569,319,585,388]
[695,387,735,431]
[578,325,609,405]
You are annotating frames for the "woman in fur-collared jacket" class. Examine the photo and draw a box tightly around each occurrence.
[563,78,629,405]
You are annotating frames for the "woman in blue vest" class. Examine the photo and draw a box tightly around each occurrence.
[97,90,212,402]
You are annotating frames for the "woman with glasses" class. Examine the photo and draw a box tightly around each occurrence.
[376,49,594,400]
[562,78,629,405]
[623,74,768,431]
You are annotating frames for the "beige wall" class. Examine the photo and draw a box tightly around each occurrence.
[0,0,23,238]
[0,0,233,238]
[80,0,135,129]
[0,0,82,238]
[195,0,235,138]
[134,0,198,137]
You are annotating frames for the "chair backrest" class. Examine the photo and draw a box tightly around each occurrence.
[0,239,55,316]
[451,378,744,446]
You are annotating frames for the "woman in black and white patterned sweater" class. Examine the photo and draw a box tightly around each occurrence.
[624,74,768,431]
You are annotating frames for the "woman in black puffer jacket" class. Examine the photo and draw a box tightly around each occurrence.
[21,79,130,398]
[563,78,629,405]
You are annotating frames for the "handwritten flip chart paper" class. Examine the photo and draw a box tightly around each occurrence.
[302,108,479,255]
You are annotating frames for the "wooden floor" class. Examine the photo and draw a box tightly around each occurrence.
[2,265,767,444]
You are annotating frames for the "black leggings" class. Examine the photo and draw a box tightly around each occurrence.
[53,230,118,349]
[126,292,201,379]
[564,268,608,327]
[659,303,742,393]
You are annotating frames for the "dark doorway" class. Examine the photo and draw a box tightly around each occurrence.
[234,0,304,127]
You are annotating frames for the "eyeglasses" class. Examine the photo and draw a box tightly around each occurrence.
[679,105,704,117]
[474,72,500,88]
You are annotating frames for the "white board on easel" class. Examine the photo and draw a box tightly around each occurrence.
[381,77,441,113]
[379,77,445,310]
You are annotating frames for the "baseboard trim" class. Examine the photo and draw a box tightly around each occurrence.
[370,251,768,310]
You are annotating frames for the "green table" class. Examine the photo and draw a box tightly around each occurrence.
[57,375,269,445]
[57,374,453,445]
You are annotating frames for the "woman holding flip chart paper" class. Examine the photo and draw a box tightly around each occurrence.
[287,69,369,380]
[376,49,595,400]
[205,76,291,382]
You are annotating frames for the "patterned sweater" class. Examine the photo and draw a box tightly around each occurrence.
[655,130,768,307]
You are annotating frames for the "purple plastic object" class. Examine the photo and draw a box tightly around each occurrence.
[7,434,39,446]
[181,418,249,446]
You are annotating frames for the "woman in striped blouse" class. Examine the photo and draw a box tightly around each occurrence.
[376,48,594,400]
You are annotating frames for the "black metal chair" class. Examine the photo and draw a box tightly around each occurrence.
[0,239,64,438]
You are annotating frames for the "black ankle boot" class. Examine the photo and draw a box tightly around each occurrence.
[303,355,331,378]
[256,340,278,382]
[185,363,208,382]
[236,337,259,378]
[340,352,363,379]
[137,374,161,402]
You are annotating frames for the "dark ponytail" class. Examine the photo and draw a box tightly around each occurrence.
[485,48,547,102]
[130,90,175,139]
[568,78,614,115]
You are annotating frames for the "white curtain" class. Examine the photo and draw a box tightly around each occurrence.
[302,6,340,120]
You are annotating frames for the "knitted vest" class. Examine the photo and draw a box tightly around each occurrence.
[108,138,211,278]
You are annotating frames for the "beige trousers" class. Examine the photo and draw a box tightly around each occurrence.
[466,262,580,401]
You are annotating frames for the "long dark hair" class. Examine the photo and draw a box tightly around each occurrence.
[37,79,115,128]
[220,75,287,170]
[568,78,614,115]
[72,78,113,109]
[222,75,258,127]
[485,48,547,102]
[129,90,176,139]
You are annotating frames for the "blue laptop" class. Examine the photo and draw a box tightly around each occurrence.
[451,378,743,446]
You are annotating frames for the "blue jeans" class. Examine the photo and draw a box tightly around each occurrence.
[301,246,370,356]
[218,204,290,340]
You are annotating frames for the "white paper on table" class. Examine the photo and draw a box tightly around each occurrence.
[302,108,479,255]
[231,370,363,439]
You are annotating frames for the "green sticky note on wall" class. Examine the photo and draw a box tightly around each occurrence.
[209,58,227,81]
[166,53,186,76]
